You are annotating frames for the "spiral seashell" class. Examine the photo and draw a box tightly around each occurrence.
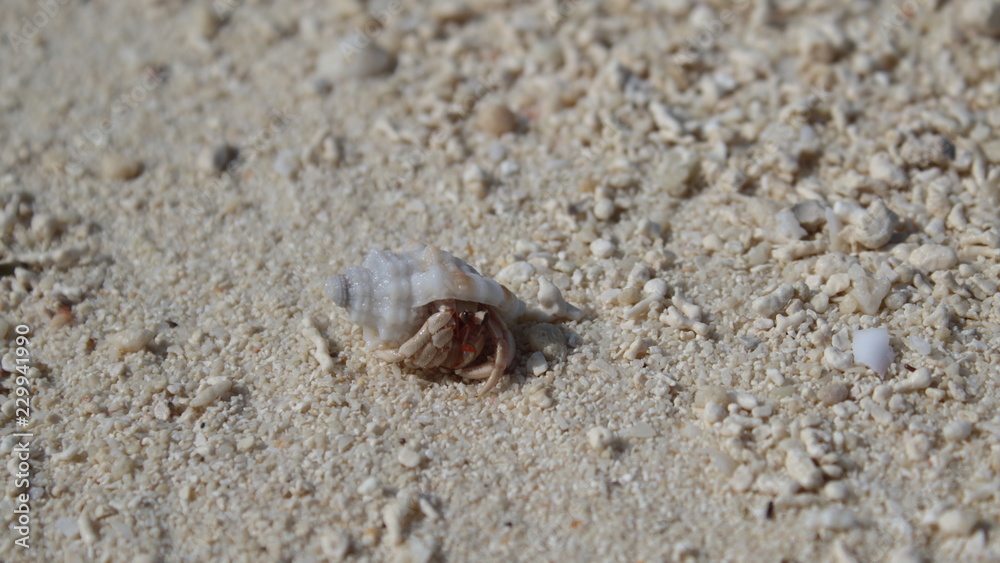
[326,244,525,345]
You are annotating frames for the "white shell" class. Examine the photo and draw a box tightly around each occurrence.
[326,244,525,345]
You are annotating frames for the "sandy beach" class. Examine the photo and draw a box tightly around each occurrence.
[1,0,999,561]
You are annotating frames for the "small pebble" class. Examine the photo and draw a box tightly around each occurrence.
[418,497,440,521]
[108,328,155,354]
[895,368,932,393]
[30,213,61,243]
[813,507,860,531]
[537,277,584,321]
[100,154,144,181]
[525,323,567,360]
[496,261,535,288]
[395,537,434,563]
[752,284,794,317]
[189,379,232,408]
[853,328,893,376]
[324,44,396,79]
[703,401,726,423]
[273,150,301,179]
[908,244,958,272]
[593,197,616,220]
[526,351,548,376]
[854,199,898,250]
[462,164,490,198]
[643,278,669,298]
[822,481,850,501]
[55,517,79,538]
[775,210,807,241]
[937,508,979,536]
[818,383,849,405]
[358,476,380,495]
[904,432,930,461]
[785,449,823,490]
[907,335,932,356]
[848,265,891,315]
[660,148,697,197]
[398,446,422,468]
[382,497,411,545]
[869,152,908,188]
[590,238,616,258]
[476,103,518,136]
[198,144,238,174]
[791,200,827,232]
[195,4,223,39]
[587,426,613,451]
[430,1,475,25]
[960,0,1000,37]
[78,514,99,545]
[627,421,656,438]
[942,420,972,442]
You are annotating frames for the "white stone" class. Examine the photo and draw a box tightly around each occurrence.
[904,432,930,461]
[590,238,616,258]
[319,43,395,79]
[853,199,898,249]
[395,536,435,563]
[824,346,853,372]
[908,244,958,272]
[397,447,422,468]
[942,420,972,442]
[382,496,412,545]
[108,327,155,354]
[822,481,850,501]
[496,261,535,288]
[526,351,548,376]
[960,0,1000,37]
[703,401,726,423]
[775,210,807,241]
[593,197,616,220]
[643,278,669,298]
[812,507,860,530]
[752,284,794,317]
[273,150,301,178]
[462,163,489,190]
[869,152,908,188]
[587,426,613,451]
[907,335,932,356]
[848,265,891,315]
[623,337,650,361]
[55,517,79,538]
[358,476,380,495]
[853,328,893,376]
[78,515,99,545]
[627,421,656,438]
[537,277,583,321]
[938,508,979,536]
[785,449,823,490]
[190,380,232,408]
[895,368,932,392]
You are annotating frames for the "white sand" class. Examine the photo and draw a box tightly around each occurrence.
[1,0,999,561]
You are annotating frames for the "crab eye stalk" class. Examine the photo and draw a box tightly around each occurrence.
[458,310,471,323]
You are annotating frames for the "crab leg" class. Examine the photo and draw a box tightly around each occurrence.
[460,307,515,395]
[399,308,455,368]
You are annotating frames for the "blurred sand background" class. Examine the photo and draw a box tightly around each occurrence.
[1,0,1000,561]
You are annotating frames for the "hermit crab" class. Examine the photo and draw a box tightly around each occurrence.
[325,244,525,394]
